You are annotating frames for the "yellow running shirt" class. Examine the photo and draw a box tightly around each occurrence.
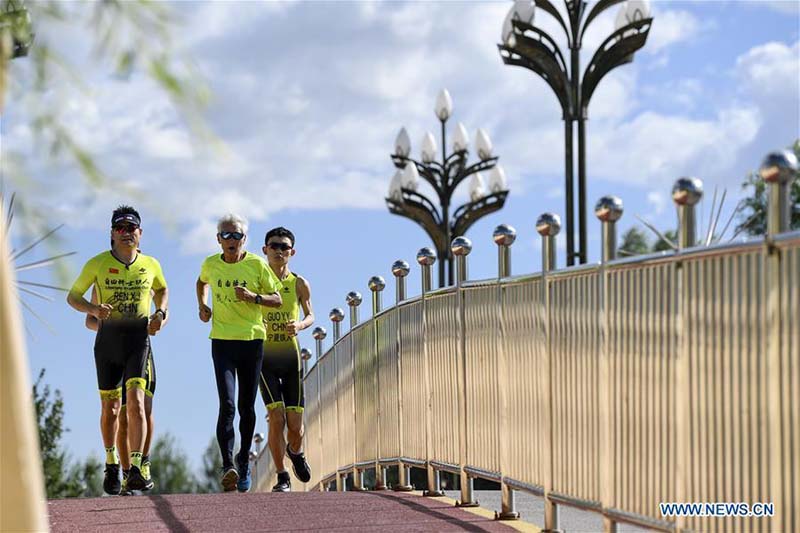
[199,252,281,341]
[262,271,300,354]
[69,251,167,320]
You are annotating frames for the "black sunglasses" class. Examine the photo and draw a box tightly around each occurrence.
[218,231,245,241]
[267,242,292,251]
[113,224,139,234]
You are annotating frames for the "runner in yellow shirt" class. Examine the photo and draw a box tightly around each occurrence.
[259,227,315,492]
[86,286,159,494]
[196,213,282,492]
[67,206,168,495]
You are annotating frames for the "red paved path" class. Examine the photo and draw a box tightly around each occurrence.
[48,491,517,532]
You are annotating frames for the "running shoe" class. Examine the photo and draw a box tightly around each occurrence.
[120,469,133,496]
[103,463,121,495]
[286,445,311,483]
[141,459,155,491]
[221,466,239,492]
[236,461,251,493]
[126,466,147,491]
[272,471,291,492]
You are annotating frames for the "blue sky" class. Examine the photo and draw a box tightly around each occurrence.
[2,1,799,471]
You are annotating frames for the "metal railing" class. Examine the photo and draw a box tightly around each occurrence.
[254,151,799,532]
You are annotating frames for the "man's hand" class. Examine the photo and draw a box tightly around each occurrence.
[92,303,113,320]
[286,320,302,337]
[199,304,212,322]
[234,286,256,303]
[148,314,164,335]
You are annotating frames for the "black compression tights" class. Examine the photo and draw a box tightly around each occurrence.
[211,339,264,469]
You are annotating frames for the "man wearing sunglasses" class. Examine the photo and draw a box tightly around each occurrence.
[67,205,168,495]
[259,227,315,492]
[197,214,282,492]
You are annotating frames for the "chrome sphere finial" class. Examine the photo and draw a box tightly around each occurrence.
[760,150,798,185]
[254,433,265,444]
[594,196,624,222]
[536,213,562,236]
[300,348,312,361]
[346,291,362,307]
[451,236,472,256]
[416,247,437,266]
[368,276,386,292]
[671,177,704,206]
[329,308,345,322]
[493,224,517,246]
[249,450,258,461]
[312,326,327,340]
[392,260,410,278]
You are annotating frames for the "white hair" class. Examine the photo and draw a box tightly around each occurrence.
[217,213,248,234]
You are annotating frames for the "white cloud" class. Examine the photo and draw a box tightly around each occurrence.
[644,9,702,54]
[647,190,666,215]
[736,41,800,101]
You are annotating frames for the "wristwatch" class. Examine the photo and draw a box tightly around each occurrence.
[155,308,168,320]
[254,294,262,305]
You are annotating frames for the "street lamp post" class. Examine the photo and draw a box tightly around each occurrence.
[498,0,653,265]
[386,89,510,287]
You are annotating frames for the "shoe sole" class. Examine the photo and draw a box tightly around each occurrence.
[291,463,311,483]
[127,478,146,491]
[221,469,239,492]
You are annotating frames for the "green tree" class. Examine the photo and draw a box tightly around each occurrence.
[617,226,650,257]
[68,454,104,498]
[32,369,82,498]
[196,436,223,494]
[149,433,198,494]
[652,229,678,252]
[736,140,800,236]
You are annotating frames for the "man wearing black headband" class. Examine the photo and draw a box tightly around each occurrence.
[67,205,169,495]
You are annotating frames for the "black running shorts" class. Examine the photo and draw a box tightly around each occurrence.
[121,347,156,406]
[259,347,304,413]
[94,318,150,400]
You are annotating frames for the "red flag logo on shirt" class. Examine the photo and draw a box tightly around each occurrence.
[109,268,119,274]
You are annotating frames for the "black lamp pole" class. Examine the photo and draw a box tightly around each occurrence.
[498,0,652,265]
[386,91,509,287]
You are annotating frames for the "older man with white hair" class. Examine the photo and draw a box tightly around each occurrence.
[196,213,282,492]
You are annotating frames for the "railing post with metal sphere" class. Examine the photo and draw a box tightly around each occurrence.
[761,149,798,524]
[760,150,798,236]
[417,247,436,294]
[369,276,385,315]
[672,177,703,249]
[492,224,520,520]
[536,213,561,272]
[311,327,327,491]
[346,291,362,330]
[595,196,624,263]
[451,237,472,285]
[368,276,387,490]
[392,260,410,303]
[451,236,477,507]
[493,224,516,278]
[329,308,344,343]
[328,307,345,491]
[300,347,312,376]
[536,212,561,531]
[312,326,326,360]
[417,247,443,497]
[345,291,365,491]
[391,260,413,492]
